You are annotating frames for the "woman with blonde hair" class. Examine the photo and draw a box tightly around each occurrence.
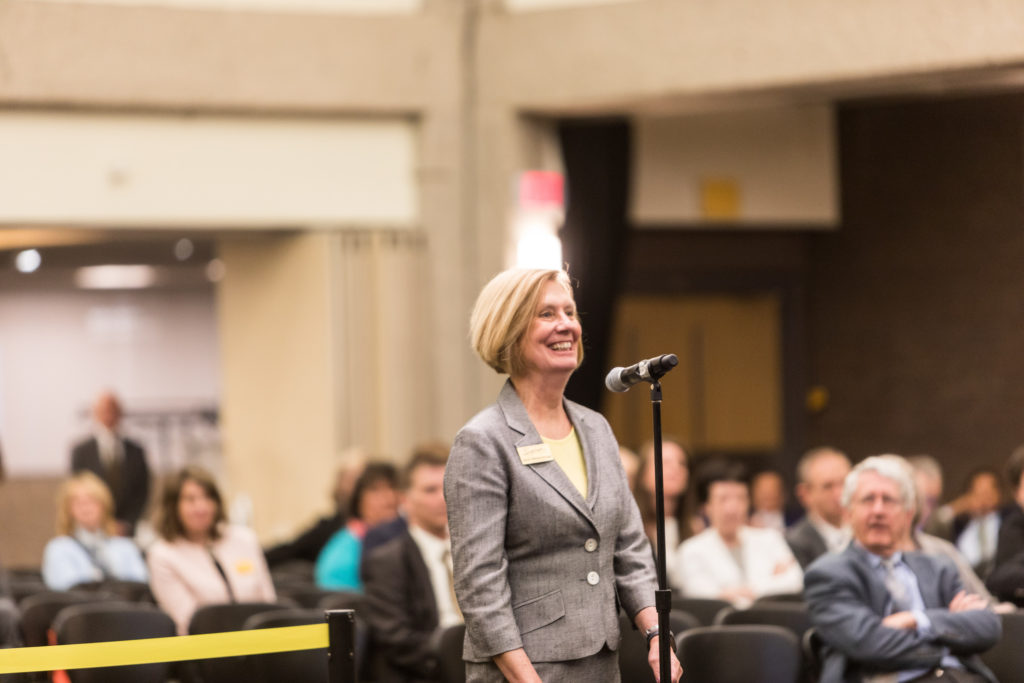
[445,268,681,682]
[42,471,148,590]
[147,466,275,635]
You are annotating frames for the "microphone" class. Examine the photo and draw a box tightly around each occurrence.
[605,354,679,392]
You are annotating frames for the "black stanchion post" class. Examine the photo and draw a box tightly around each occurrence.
[326,609,356,683]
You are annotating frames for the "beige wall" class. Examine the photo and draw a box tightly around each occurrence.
[218,233,339,539]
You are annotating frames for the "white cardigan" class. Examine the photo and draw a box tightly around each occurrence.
[669,525,803,607]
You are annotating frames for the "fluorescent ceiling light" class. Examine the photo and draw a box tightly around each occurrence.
[75,265,157,289]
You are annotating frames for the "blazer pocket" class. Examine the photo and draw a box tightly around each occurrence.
[512,588,566,635]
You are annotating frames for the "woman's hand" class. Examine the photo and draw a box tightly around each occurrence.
[647,636,683,683]
[493,648,543,683]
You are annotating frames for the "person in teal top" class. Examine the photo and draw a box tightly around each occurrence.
[316,462,399,590]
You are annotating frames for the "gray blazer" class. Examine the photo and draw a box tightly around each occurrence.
[804,544,1001,683]
[444,380,657,664]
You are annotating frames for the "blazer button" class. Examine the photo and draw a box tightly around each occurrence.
[584,538,598,552]
[587,571,600,585]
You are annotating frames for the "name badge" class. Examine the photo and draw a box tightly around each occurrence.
[517,443,553,465]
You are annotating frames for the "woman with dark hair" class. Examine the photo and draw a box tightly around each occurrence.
[670,461,802,607]
[147,466,275,634]
[633,438,703,578]
[315,461,399,591]
[445,268,680,683]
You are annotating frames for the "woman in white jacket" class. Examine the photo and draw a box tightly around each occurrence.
[670,462,803,607]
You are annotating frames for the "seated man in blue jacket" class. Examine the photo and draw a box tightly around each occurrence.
[805,455,1000,683]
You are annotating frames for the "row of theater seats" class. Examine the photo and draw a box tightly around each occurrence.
[6,569,1024,683]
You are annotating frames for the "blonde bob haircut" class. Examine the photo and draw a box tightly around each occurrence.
[470,268,583,377]
[56,471,117,536]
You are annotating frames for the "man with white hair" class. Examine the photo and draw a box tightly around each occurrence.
[804,455,1000,683]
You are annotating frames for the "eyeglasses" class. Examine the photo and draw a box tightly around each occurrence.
[852,493,904,509]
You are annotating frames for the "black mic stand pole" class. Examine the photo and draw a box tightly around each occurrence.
[650,379,672,683]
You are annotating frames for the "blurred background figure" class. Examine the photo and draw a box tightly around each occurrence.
[147,466,275,635]
[890,455,1000,607]
[672,461,802,607]
[618,445,640,487]
[785,447,851,569]
[749,469,795,531]
[264,450,367,569]
[362,447,459,682]
[986,445,1024,605]
[907,454,954,539]
[42,471,147,591]
[316,461,399,591]
[953,468,1006,579]
[633,438,702,577]
[70,391,151,536]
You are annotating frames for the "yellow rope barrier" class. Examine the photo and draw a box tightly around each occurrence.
[0,623,329,674]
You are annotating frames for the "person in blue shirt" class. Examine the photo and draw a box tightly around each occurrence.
[315,462,399,591]
[42,472,148,591]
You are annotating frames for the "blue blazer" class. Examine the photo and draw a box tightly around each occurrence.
[804,544,1000,682]
[444,380,656,664]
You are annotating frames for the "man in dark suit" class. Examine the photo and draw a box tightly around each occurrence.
[70,392,150,536]
[805,455,1000,683]
[986,444,1024,604]
[786,447,852,569]
[361,448,460,682]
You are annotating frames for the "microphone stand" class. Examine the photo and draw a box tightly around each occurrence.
[649,380,673,683]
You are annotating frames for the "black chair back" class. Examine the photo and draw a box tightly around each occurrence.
[980,611,1024,683]
[676,625,802,683]
[671,597,732,626]
[714,601,812,639]
[18,591,103,647]
[187,602,286,683]
[317,590,364,613]
[54,602,175,683]
[72,580,154,603]
[243,608,328,683]
[437,623,466,683]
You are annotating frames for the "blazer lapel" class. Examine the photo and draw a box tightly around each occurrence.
[847,545,892,615]
[403,533,439,627]
[498,381,597,529]
[902,552,940,608]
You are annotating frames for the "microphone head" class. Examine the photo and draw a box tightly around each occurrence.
[605,367,630,393]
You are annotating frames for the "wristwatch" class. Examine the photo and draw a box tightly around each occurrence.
[643,626,675,647]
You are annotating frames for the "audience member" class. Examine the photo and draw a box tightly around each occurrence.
[316,462,399,591]
[70,391,150,536]
[618,445,640,487]
[264,451,366,568]
[363,442,451,563]
[42,472,148,591]
[909,455,955,539]
[147,466,276,635]
[362,448,460,682]
[633,438,702,577]
[785,447,852,569]
[986,444,1024,605]
[671,461,802,607]
[804,455,1000,683]
[749,469,797,531]
[898,457,1000,607]
[953,469,1005,579]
